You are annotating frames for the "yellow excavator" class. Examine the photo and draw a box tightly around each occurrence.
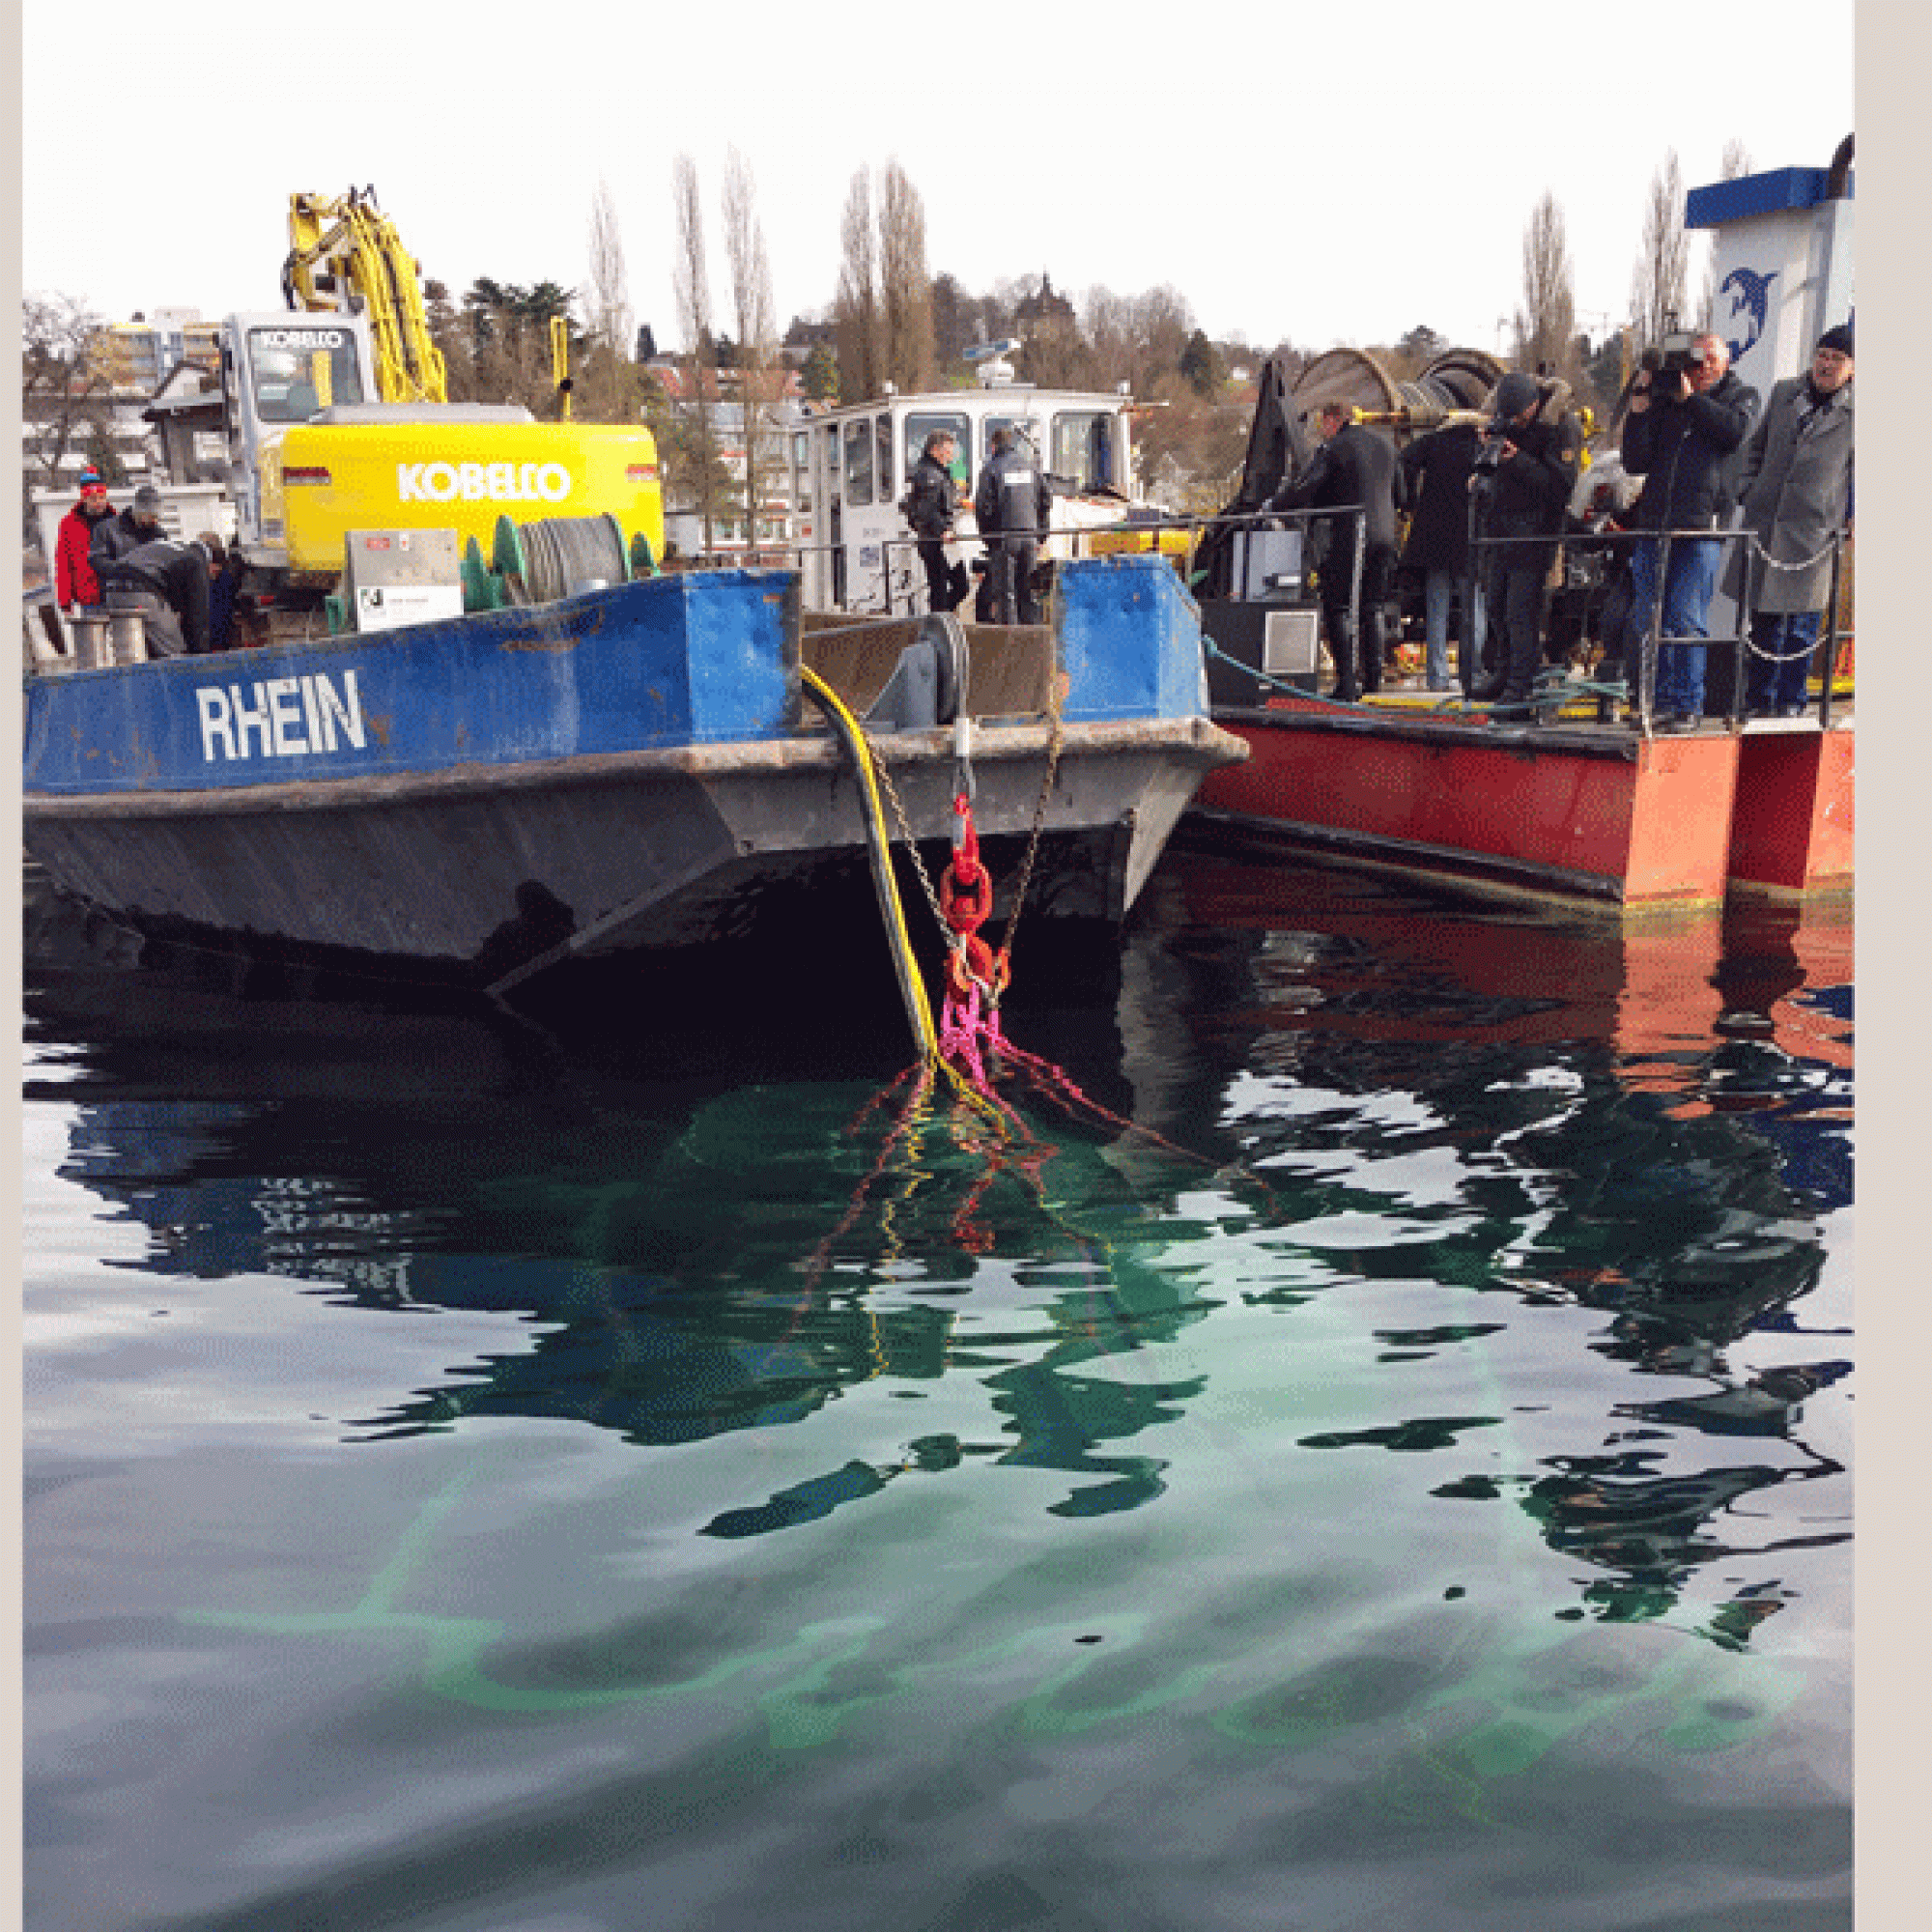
[212,186,663,600]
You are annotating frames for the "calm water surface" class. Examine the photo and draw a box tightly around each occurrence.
[22,853,1854,1932]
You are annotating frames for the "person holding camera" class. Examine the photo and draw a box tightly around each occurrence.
[1267,399,1399,702]
[1467,372,1576,718]
[1618,331,1758,727]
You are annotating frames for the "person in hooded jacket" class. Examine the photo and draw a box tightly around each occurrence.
[1619,331,1758,726]
[1726,323,1855,718]
[56,470,116,611]
[89,482,168,577]
[1468,373,1577,716]
[1398,421,1486,692]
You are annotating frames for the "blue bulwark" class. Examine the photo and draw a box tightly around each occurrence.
[1687,167,1843,230]
[1055,555,1205,723]
[23,572,799,797]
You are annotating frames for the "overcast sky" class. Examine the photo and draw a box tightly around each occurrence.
[23,0,1854,361]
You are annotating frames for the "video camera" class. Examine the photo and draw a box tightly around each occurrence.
[1640,331,1707,391]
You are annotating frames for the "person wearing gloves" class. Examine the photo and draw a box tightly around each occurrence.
[1620,331,1758,727]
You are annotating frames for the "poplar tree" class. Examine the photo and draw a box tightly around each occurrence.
[671,152,725,554]
[1514,190,1578,382]
[1631,150,1690,354]
[583,177,639,424]
[878,159,934,393]
[723,146,782,557]
[835,168,882,404]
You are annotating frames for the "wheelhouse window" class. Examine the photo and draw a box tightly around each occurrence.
[246,326,365,423]
[985,414,1045,467]
[1052,412,1118,493]
[876,416,895,503]
[792,430,811,513]
[843,419,875,506]
[906,412,970,489]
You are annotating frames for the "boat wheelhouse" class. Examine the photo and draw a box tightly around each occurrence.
[788,345,1151,616]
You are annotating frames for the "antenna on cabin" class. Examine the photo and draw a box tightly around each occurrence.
[963,339,1022,388]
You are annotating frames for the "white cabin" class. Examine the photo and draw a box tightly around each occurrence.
[789,359,1141,615]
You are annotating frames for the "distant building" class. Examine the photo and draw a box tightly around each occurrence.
[88,310,219,396]
[652,356,809,565]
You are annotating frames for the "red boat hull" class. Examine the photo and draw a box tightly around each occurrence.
[1194,699,1851,908]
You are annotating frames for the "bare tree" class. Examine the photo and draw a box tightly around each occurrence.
[671,152,724,554]
[834,167,881,404]
[1696,139,1754,332]
[1631,149,1690,354]
[1513,190,1578,381]
[877,159,934,393]
[583,177,639,424]
[21,294,120,513]
[723,146,783,557]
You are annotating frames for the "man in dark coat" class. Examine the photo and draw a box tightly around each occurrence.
[1469,373,1577,715]
[1268,400,1399,701]
[1398,421,1485,692]
[96,536,213,657]
[906,428,968,614]
[89,482,168,577]
[974,427,1053,625]
[55,470,115,611]
[1620,332,1758,726]
[1728,324,1854,717]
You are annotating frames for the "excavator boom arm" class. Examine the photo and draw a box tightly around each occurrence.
[284,187,448,406]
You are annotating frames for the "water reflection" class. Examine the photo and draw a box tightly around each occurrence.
[24,856,1851,1643]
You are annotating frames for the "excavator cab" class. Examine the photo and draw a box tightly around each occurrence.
[220,311,380,557]
[248,331,366,423]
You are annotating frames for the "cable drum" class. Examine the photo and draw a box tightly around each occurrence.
[516,514,633,604]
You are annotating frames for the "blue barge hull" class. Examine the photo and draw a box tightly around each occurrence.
[23,559,1244,993]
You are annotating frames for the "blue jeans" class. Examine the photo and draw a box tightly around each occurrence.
[1423,568,1484,688]
[1747,610,1822,712]
[1627,535,1720,716]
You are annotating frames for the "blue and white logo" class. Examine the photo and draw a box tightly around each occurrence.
[1719,267,1778,364]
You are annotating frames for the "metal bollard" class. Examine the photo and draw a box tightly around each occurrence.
[69,615,112,670]
[108,611,149,665]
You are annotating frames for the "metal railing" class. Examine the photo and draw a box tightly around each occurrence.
[744,509,1856,733]
[1470,522,1851,730]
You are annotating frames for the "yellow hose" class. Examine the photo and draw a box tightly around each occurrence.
[801,667,940,1062]
[800,668,1009,1126]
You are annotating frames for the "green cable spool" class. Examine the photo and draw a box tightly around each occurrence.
[630,530,658,577]
[461,536,506,612]
[492,514,530,605]
[324,591,351,636]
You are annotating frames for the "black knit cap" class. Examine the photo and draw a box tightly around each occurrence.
[1816,324,1854,356]
[1492,373,1540,417]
